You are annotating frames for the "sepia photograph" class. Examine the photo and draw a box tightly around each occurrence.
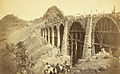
[0,0,120,74]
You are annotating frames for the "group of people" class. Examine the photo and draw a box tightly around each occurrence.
[44,62,71,74]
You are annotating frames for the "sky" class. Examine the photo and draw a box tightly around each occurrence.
[0,0,120,21]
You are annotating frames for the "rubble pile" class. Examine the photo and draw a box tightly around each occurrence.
[2,35,70,74]
[8,36,69,74]
[16,36,70,74]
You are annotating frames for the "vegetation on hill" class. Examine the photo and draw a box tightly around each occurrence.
[30,17,43,24]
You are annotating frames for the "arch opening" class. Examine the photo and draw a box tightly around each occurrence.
[69,22,85,66]
[54,26,58,47]
[43,28,45,38]
[94,17,120,55]
[49,27,52,44]
[60,24,64,51]
[46,28,48,42]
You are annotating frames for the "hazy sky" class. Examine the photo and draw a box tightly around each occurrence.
[0,0,120,20]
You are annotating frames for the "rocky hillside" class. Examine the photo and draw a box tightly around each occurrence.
[0,14,25,23]
[0,14,34,74]
[0,14,29,31]
[30,17,43,24]
[0,14,32,47]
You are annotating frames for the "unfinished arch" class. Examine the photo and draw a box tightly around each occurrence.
[94,17,120,54]
[69,22,85,65]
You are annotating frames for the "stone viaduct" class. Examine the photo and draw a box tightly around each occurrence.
[34,6,120,64]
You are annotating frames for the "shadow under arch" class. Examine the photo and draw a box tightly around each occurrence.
[46,28,48,42]
[43,28,45,38]
[60,24,64,51]
[54,26,58,47]
[49,27,52,44]
[41,29,43,37]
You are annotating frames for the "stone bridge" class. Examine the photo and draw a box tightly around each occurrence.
[34,6,120,65]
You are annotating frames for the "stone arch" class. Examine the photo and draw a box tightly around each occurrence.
[49,27,52,44]
[54,26,58,47]
[60,24,64,50]
[67,18,85,30]
[68,22,85,65]
[94,17,120,55]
